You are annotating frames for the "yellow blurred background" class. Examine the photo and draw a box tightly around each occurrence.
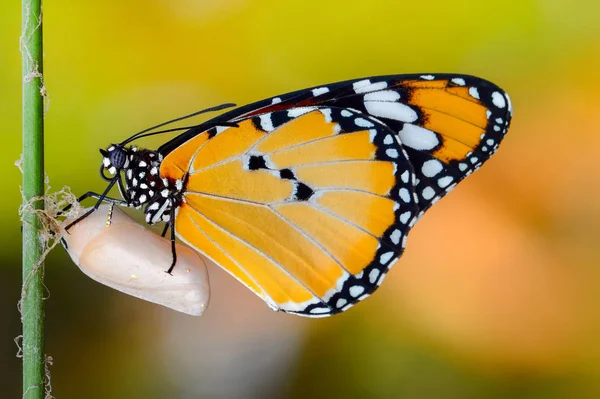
[2,0,600,397]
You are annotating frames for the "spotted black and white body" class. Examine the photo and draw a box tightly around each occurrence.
[100,144,184,226]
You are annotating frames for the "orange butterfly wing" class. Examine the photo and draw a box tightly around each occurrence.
[158,74,512,317]
[161,107,416,316]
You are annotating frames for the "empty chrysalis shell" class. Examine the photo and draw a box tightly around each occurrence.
[62,204,210,316]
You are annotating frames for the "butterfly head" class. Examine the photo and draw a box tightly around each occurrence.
[99,144,133,179]
[98,143,174,218]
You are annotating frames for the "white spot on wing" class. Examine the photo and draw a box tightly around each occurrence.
[215,125,229,135]
[422,186,435,200]
[354,80,387,94]
[398,124,439,150]
[259,113,274,132]
[312,87,329,96]
[390,229,402,245]
[365,101,417,122]
[349,285,365,297]
[288,107,316,118]
[468,87,480,99]
[399,188,410,203]
[364,90,401,102]
[438,176,454,188]
[491,91,506,108]
[369,269,380,284]
[386,149,399,158]
[320,108,332,123]
[379,251,394,264]
[400,170,410,183]
[421,159,444,177]
[368,129,378,142]
[451,78,466,86]
[353,79,371,92]
[399,211,411,224]
[354,117,374,128]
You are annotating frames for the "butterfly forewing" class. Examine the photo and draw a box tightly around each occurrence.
[233,74,513,214]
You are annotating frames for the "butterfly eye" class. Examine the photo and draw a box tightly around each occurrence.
[108,145,127,169]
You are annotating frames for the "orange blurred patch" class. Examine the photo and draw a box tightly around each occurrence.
[385,183,595,372]
[494,89,600,225]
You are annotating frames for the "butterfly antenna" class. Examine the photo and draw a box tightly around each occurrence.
[122,126,201,142]
[120,102,236,146]
[127,121,240,143]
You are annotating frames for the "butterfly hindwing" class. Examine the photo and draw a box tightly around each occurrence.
[162,107,418,316]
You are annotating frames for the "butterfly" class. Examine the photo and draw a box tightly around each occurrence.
[67,74,512,317]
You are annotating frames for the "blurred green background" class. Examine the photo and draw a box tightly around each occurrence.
[3,0,600,397]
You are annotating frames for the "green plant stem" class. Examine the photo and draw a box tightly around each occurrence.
[21,0,45,397]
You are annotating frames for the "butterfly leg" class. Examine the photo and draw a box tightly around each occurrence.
[160,222,169,238]
[165,206,178,275]
[64,178,127,231]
